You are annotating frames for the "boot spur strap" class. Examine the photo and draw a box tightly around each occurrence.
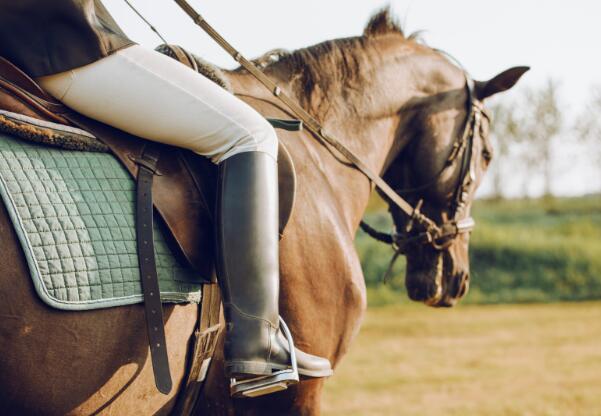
[229,318,300,398]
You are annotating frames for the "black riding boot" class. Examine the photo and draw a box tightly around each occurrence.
[216,151,332,396]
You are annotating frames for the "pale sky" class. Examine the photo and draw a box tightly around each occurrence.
[103,0,601,196]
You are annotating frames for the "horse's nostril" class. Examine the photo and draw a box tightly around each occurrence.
[407,282,439,301]
[407,283,436,301]
[408,286,425,301]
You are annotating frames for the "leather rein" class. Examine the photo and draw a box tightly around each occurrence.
[361,81,485,253]
[359,84,485,281]
[172,0,478,255]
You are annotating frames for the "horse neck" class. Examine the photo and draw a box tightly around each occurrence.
[227,45,442,233]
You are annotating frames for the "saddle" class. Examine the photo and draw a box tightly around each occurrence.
[0,47,299,408]
[0,55,298,277]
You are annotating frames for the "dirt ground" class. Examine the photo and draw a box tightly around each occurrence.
[321,302,601,416]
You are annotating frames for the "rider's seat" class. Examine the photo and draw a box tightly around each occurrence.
[0,55,298,280]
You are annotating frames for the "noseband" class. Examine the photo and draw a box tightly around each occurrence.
[360,75,485,278]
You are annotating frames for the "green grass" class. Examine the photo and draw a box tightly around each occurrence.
[357,196,601,305]
[322,302,601,416]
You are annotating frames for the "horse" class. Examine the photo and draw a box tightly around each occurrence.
[0,9,527,415]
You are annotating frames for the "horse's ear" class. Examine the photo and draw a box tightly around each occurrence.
[474,66,530,100]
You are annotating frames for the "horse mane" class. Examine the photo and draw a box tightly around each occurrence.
[237,8,421,119]
[363,7,405,38]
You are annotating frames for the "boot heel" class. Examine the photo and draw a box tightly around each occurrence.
[230,319,299,398]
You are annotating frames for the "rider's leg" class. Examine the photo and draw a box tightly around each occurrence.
[36,44,273,163]
[36,44,332,390]
[216,151,332,381]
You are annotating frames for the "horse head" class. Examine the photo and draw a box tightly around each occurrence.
[383,66,529,307]
[256,9,530,310]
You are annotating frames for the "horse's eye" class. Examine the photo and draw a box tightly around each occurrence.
[482,148,493,162]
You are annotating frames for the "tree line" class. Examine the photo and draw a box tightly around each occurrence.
[488,81,601,198]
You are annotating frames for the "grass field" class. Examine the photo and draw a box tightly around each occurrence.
[321,302,601,416]
[359,196,601,305]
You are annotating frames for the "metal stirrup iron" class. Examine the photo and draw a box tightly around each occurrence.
[229,318,300,398]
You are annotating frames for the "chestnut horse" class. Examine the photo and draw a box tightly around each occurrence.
[0,10,527,415]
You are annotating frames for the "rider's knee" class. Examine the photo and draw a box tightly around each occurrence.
[252,119,278,161]
[219,118,278,163]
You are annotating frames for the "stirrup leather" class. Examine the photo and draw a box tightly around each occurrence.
[229,318,300,398]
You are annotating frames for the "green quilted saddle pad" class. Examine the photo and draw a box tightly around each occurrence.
[0,133,201,310]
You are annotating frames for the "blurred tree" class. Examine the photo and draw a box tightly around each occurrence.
[576,86,601,191]
[519,80,563,197]
[489,100,521,198]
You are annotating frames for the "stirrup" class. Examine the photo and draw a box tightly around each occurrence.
[230,318,300,398]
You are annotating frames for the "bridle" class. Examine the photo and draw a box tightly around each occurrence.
[156,1,482,269]
[360,75,487,279]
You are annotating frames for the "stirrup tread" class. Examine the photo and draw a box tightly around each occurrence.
[230,369,298,398]
[229,318,299,398]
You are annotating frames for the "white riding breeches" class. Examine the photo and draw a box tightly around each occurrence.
[36,44,278,163]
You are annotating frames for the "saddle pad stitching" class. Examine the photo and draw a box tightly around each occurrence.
[5,150,169,282]
[0,135,201,309]
[0,166,49,300]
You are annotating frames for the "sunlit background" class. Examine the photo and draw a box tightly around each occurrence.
[104,0,601,197]
[103,1,601,414]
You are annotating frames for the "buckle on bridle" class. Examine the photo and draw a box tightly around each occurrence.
[455,217,476,233]
[429,217,476,250]
[391,229,432,254]
[404,199,424,234]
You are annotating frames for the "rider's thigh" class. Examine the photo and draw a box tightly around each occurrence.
[36,44,278,163]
